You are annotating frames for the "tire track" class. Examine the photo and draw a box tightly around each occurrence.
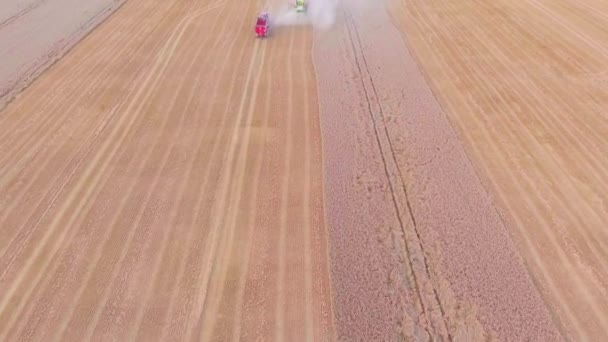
[230,38,275,341]
[301,27,314,342]
[274,25,295,342]
[196,38,269,342]
[197,36,270,341]
[181,34,264,342]
[156,8,257,340]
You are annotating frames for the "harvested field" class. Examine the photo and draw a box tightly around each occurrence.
[0,0,607,340]
[0,0,333,340]
[0,0,126,109]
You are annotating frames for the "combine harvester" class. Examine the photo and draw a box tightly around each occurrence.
[255,12,271,38]
[295,0,306,12]
[254,0,307,38]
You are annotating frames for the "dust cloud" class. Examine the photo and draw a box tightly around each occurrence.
[272,0,339,30]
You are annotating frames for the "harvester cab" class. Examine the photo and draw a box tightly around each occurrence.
[255,12,270,38]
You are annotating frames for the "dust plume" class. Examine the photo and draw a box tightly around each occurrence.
[272,0,340,30]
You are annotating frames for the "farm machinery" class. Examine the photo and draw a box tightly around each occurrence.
[255,0,307,38]
[255,12,270,38]
[295,0,306,12]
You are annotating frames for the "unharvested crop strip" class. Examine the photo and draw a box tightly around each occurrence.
[343,7,452,340]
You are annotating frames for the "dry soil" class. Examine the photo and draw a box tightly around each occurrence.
[314,1,561,340]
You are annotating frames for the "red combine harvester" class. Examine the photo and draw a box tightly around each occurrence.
[255,12,270,38]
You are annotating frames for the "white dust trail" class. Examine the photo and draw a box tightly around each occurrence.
[272,0,340,30]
